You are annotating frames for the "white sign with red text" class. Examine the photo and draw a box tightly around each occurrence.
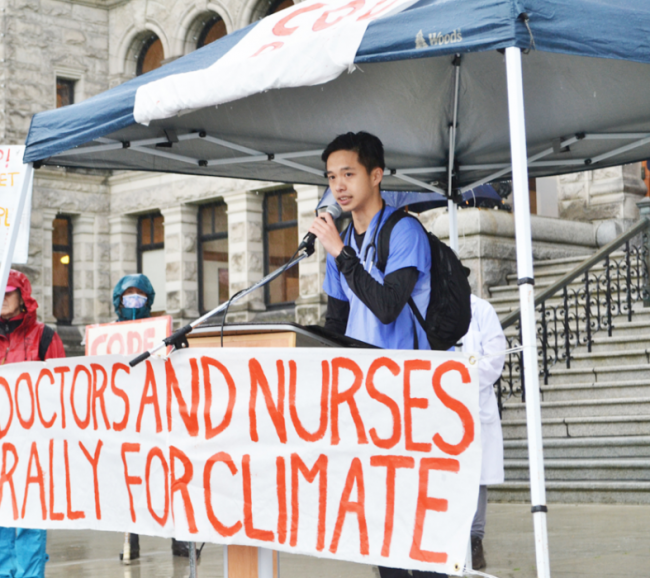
[0,348,480,575]
[134,0,418,124]
[85,316,172,356]
[0,146,33,265]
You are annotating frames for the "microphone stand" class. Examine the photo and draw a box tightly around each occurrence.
[129,245,313,367]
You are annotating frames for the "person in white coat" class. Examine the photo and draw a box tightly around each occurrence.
[462,294,506,570]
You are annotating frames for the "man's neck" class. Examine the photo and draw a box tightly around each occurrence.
[352,191,383,234]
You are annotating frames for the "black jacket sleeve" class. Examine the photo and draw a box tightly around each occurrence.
[324,296,350,335]
[336,252,419,324]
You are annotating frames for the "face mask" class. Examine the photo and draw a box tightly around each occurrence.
[122,294,147,309]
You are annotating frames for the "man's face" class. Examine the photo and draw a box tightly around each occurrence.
[326,150,383,213]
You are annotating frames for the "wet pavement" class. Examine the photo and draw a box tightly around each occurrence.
[43,503,650,578]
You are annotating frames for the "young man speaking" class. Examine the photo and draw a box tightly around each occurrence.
[308,131,432,351]
[309,133,446,578]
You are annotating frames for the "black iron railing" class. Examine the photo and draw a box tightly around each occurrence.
[496,217,650,411]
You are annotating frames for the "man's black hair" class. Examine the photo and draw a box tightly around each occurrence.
[322,131,385,174]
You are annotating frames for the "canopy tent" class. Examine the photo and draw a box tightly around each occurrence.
[24,0,650,195]
[21,1,650,577]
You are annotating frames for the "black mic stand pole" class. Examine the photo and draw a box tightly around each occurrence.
[129,246,313,367]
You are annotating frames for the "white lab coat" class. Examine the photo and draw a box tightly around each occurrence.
[462,295,505,485]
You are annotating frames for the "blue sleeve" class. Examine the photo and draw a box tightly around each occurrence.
[323,253,348,301]
[384,217,431,276]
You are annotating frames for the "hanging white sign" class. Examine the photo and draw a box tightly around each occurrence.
[0,146,34,265]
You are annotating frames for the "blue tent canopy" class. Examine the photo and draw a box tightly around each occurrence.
[23,0,650,194]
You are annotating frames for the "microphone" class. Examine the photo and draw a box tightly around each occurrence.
[298,203,343,254]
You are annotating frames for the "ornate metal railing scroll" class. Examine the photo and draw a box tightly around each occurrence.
[496,217,650,413]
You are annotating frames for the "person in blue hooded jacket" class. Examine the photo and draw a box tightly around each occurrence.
[112,274,155,322]
[112,275,191,560]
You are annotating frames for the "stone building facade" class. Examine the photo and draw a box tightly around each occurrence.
[2,0,648,355]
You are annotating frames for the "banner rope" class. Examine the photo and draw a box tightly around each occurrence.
[468,345,525,365]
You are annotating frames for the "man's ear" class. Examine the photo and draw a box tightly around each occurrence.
[371,166,384,187]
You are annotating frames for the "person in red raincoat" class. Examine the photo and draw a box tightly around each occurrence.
[0,270,65,578]
[0,269,65,363]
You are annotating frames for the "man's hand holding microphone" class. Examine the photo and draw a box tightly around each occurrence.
[302,204,343,257]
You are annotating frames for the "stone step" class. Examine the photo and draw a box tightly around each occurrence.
[596,319,650,338]
[565,348,649,368]
[502,414,650,440]
[489,286,646,311]
[504,436,650,459]
[540,364,650,385]
[488,480,650,504]
[503,251,627,282]
[505,458,650,481]
[499,364,650,389]
[503,397,650,420]
[501,318,650,341]
[490,273,645,297]
[540,380,650,402]
[493,304,650,327]
[590,334,650,352]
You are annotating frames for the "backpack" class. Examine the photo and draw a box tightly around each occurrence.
[375,209,472,351]
[38,325,55,361]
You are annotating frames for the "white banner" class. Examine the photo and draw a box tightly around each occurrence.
[0,348,480,575]
[134,0,418,125]
[0,146,33,265]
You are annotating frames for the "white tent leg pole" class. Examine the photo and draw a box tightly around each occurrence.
[447,55,461,254]
[448,198,459,252]
[504,47,551,578]
[0,163,33,304]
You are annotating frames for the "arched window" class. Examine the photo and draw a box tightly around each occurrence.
[137,34,164,76]
[197,15,227,48]
[251,0,295,21]
[266,0,294,16]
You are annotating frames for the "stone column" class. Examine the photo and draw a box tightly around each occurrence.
[95,214,112,323]
[160,205,199,328]
[295,185,328,326]
[109,214,138,288]
[71,214,96,326]
[558,163,647,230]
[40,209,58,324]
[226,190,265,322]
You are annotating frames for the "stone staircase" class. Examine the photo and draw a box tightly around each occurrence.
[487,254,650,504]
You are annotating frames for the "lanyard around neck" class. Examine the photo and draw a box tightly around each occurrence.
[346,202,387,271]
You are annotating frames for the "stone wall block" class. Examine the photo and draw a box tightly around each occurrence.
[166,233,180,253]
[231,252,245,273]
[184,261,197,282]
[247,221,262,242]
[182,234,196,253]
[230,222,245,242]
[299,273,319,297]
[167,291,180,311]
[249,252,263,273]
[110,242,120,261]
[295,305,321,327]
[166,261,181,282]
[185,290,198,311]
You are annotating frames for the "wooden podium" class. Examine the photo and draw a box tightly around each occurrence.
[187,322,368,578]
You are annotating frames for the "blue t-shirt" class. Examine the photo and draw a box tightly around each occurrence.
[323,206,431,350]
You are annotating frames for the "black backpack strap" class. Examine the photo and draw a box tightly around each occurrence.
[39,325,55,361]
[374,209,430,344]
[375,208,413,273]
